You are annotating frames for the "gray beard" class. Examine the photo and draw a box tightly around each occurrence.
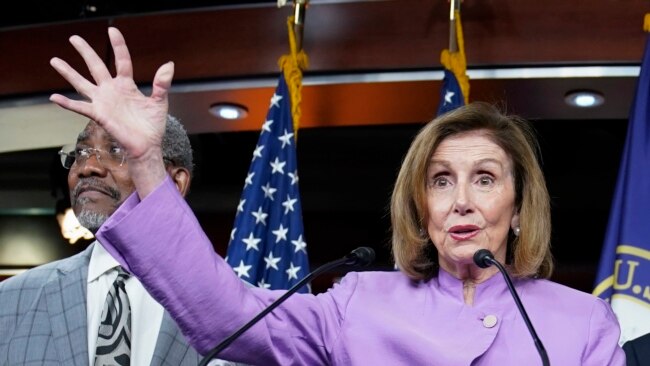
[76,210,109,234]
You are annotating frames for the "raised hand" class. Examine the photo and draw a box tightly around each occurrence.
[50,27,173,197]
[50,27,172,162]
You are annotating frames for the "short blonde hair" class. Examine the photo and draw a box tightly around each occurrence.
[391,102,552,280]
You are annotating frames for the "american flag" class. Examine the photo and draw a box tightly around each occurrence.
[437,69,465,116]
[437,6,468,116]
[226,72,310,292]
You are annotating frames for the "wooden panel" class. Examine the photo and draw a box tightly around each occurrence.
[0,21,108,96]
[454,0,649,65]
[1,0,648,97]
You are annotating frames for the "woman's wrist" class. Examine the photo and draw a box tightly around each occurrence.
[128,148,167,199]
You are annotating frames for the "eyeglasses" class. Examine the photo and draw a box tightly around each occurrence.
[58,145,127,170]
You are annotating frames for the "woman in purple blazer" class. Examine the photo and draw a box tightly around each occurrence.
[50,27,625,365]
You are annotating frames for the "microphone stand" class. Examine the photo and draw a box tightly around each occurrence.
[199,248,374,366]
[474,249,550,366]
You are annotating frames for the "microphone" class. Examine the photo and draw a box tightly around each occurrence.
[344,246,375,266]
[199,246,376,366]
[473,249,550,366]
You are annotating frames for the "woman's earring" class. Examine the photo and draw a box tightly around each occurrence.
[513,226,521,237]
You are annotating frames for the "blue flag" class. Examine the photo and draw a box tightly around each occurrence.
[593,34,650,343]
[437,69,465,116]
[226,72,310,292]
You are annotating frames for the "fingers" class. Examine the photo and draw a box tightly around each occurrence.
[69,34,113,84]
[50,57,96,98]
[49,94,95,120]
[150,61,174,101]
[108,27,134,79]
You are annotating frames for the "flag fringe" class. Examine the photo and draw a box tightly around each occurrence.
[278,16,309,137]
[440,10,470,104]
[644,13,650,32]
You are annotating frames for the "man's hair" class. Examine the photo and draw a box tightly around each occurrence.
[391,102,553,281]
[163,115,194,176]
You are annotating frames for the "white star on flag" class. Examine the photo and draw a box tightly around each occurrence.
[264,252,282,270]
[278,129,294,149]
[269,93,283,108]
[261,182,277,200]
[282,195,298,214]
[233,260,252,278]
[244,172,255,188]
[288,171,299,185]
[251,206,268,225]
[237,199,246,213]
[270,157,286,175]
[242,233,261,251]
[252,145,265,161]
[257,279,271,289]
[291,235,307,253]
[262,120,273,133]
[286,262,301,281]
[272,224,288,243]
[444,90,455,105]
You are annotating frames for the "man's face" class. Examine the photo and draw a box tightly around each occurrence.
[68,121,135,233]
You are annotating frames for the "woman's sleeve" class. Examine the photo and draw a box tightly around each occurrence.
[582,297,626,366]
[96,176,357,365]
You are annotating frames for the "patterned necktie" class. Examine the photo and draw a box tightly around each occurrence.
[94,266,131,366]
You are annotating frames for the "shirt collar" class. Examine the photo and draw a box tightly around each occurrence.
[87,240,121,283]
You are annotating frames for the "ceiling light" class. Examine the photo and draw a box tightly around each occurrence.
[564,90,604,108]
[209,103,248,120]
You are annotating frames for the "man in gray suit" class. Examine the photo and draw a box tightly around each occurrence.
[0,115,234,365]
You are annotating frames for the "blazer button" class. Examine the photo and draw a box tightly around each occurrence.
[483,314,498,328]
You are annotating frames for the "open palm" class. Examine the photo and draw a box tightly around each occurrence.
[49,27,172,162]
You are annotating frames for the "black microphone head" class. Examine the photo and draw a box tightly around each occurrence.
[346,247,376,267]
[473,249,494,268]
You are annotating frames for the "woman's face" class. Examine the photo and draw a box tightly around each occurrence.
[425,130,519,272]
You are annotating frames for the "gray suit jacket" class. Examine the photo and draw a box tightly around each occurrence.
[0,243,201,366]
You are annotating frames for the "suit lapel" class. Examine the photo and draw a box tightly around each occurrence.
[37,243,199,366]
[150,310,199,366]
[44,244,93,366]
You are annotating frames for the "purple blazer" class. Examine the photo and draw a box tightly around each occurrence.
[98,177,625,365]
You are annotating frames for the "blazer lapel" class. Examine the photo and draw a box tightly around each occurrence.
[44,244,93,366]
[150,310,199,366]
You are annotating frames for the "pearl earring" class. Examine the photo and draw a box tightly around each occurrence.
[513,226,521,237]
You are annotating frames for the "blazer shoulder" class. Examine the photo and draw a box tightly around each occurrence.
[522,278,602,303]
[0,245,92,296]
[334,270,421,298]
[521,278,618,326]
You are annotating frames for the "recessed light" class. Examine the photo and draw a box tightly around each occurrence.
[209,103,248,120]
[564,90,604,108]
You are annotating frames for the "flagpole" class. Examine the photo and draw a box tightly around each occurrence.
[293,0,308,52]
[449,0,459,53]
